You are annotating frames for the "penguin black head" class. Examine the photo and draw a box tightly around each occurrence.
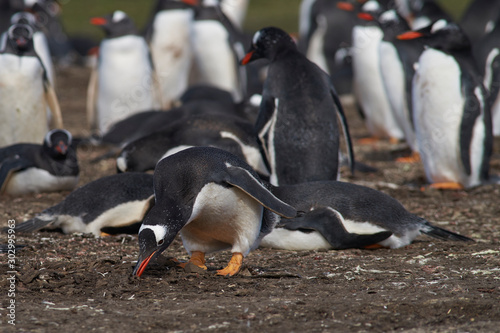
[6,23,34,53]
[241,27,297,65]
[90,10,138,38]
[10,11,38,28]
[43,129,73,158]
[133,205,182,277]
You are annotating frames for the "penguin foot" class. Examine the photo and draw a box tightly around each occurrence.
[217,252,243,276]
[357,136,381,145]
[100,232,111,237]
[363,243,386,249]
[425,182,464,191]
[178,251,207,270]
[396,152,420,163]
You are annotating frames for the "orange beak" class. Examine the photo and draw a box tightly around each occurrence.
[241,50,254,65]
[397,31,424,40]
[135,251,157,277]
[337,1,355,11]
[90,17,107,26]
[358,12,374,21]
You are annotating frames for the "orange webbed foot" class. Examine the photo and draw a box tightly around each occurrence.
[421,182,464,191]
[357,136,381,145]
[396,152,421,163]
[177,251,207,270]
[217,252,243,276]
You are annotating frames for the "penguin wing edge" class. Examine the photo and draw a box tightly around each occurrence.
[224,165,297,218]
[0,157,33,194]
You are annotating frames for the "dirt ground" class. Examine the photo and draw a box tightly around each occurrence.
[1,66,500,333]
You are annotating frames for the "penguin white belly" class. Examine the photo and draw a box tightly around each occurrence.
[0,54,48,146]
[260,228,332,251]
[5,168,78,195]
[220,0,249,28]
[181,183,263,256]
[379,41,417,150]
[191,21,242,102]
[491,92,500,136]
[352,26,404,139]
[413,49,475,186]
[97,36,158,133]
[306,14,329,74]
[33,31,55,87]
[150,10,193,107]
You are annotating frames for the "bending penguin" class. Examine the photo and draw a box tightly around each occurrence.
[261,180,473,250]
[133,147,297,277]
[11,173,154,236]
[0,23,63,146]
[398,20,493,189]
[88,10,161,135]
[0,129,78,196]
[241,26,355,185]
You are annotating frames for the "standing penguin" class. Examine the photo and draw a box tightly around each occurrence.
[261,180,473,250]
[144,0,196,108]
[190,0,247,103]
[351,0,405,143]
[219,0,248,29]
[459,0,500,45]
[398,20,493,189]
[88,10,161,135]
[133,147,296,277]
[241,26,355,186]
[11,173,154,236]
[298,0,359,95]
[0,129,78,195]
[0,23,63,146]
[377,9,424,160]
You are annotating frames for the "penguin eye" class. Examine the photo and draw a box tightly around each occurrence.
[158,239,164,245]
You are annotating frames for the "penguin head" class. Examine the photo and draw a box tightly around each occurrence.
[133,205,182,277]
[6,23,34,53]
[90,10,138,38]
[43,129,73,157]
[10,12,38,29]
[241,27,297,65]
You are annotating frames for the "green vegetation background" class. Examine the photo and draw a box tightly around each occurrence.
[60,0,473,40]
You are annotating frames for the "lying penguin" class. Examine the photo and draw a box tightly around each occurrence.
[261,181,473,250]
[0,129,79,195]
[11,173,154,236]
[133,146,296,277]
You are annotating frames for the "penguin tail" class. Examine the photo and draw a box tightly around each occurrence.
[422,222,474,242]
[12,215,57,233]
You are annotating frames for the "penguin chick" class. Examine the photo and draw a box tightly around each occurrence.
[261,180,473,250]
[133,147,296,277]
[0,129,78,195]
[11,173,154,236]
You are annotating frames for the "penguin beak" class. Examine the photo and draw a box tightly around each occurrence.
[357,13,374,21]
[90,17,107,26]
[336,2,354,11]
[55,141,68,155]
[133,250,158,277]
[241,50,255,65]
[397,31,424,40]
[181,0,198,5]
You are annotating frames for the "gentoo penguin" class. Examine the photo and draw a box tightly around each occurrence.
[0,129,79,196]
[88,10,161,135]
[133,147,296,277]
[241,26,355,186]
[0,23,63,146]
[9,11,55,87]
[260,180,473,250]
[394,0,453,31]
[298,0,359,95]
[116,111,269,177]
[219,0,249,29]
[460,0,500,45]
[11,173,154,237]
[144,0,196,109]
[398,20,493,189]
[190,0,247,103]
[351,0,405,143]
[474,14,500,137]
[377,9,424,160]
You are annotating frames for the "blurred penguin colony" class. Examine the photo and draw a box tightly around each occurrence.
[0,0,496,265]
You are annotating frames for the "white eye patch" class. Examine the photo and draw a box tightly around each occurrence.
[139,224,168,244]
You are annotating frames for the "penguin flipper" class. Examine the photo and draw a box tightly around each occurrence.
[330,83,355,175]
[224,165,297,218]
[281,207,392,250]
[0,157,32,194]
[422,222,473,242]
[44,80,63,128]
